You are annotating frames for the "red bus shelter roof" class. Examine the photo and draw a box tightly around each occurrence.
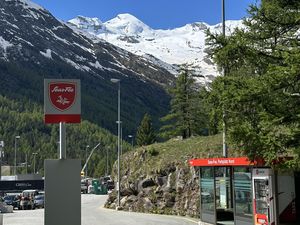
[189,157,259,167]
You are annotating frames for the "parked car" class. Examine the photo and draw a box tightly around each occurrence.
[34,195,44,209]
[20,190,39,210]
[3,195,20,209]
[81,180,88,194]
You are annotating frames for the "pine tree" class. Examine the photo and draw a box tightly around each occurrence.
[136,113,156,146]
[206,0,300,167]
[160,68,208,139]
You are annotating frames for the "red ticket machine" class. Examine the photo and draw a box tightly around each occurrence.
[252,168,276,225]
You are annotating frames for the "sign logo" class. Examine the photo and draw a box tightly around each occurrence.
[49,82,76,111]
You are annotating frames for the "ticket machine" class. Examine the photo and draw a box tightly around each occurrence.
[252,168,276,225]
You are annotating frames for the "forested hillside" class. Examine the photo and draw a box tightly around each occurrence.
[0,95,130,176]
[0,0,176,177]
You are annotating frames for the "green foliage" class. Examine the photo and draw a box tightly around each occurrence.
[147,147,159,156]
[119,134,223,183]
[136,113,156,146]
[206,0,300,168]
[160,68,210,139]
[0,59,170,140]
[0,95,130,177]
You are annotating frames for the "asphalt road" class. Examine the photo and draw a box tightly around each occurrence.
[3,194,199,225]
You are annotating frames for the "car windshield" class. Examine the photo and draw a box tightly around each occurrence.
[35,195,44,200]
[4,195,15,200]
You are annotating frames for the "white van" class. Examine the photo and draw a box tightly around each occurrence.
[20,189,39,210]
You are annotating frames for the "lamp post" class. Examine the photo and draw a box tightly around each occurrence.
[85,145,90,177]
[25,153,28,174]
[0,141,4,180]
[128,135,134,147]
[106,147,109,176]
[14,135,20,176]
[110,78,121,208]
[33,152,38,174]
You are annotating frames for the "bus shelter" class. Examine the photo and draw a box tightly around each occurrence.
[189,157,299,225]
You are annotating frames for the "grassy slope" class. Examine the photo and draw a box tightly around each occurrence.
[121,135,224,179]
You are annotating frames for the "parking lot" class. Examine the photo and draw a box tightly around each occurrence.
[3,194,198,225]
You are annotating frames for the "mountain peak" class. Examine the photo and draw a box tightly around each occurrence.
[115,13,140,21]
[104,13,152,35]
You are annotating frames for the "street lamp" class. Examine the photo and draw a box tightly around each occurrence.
[14,135,20,176]
[85,145,90,177]
[32,152,38,174]
[128,135,134,147]
[105,147,109,177]
[110,78,121,208]
[0,141,4,180]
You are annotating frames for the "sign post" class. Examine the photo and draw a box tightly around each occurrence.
[44,79,81,225]
[44,79,81,158]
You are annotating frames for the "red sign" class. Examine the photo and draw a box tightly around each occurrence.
[189,157,255,167]
[49,82,76,111]
[44,79,81,124]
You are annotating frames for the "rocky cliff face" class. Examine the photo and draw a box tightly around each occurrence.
[105,148,200,217]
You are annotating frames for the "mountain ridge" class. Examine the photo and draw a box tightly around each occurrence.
[68,14,243,85]
[0,0,174,136]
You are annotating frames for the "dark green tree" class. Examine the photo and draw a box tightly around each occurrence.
[160,69,209,139]
[136,113,156,146]
[206,0,300,168]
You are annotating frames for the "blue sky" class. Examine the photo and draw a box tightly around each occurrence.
[33,0,259,29]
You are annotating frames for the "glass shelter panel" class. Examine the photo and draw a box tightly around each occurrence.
[234,167,253,225]
[215,167,232,210]
[200,167,216,224]
[215,167,234,224]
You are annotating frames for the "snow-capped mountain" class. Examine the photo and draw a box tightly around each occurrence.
[0,0,174,135]
[68,14,243,84]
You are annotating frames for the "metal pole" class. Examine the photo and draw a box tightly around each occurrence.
[81,143,100,174]
[120,122,123,156]
[0,149,1,181]
[25,153,28,174]
[33,153,37,174]
[85,145,89,177]
[106,147,108,176]
[0,146,2,181]
[34,154,36,174]
[59,122,66,159]
[222,0,226,37]
[222,0,227,158]
[14,136,20,176]
[111,78,121,208]
[14,138,17,175]
[117,81,121,208]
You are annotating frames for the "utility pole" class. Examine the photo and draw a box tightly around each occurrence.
[222,0,227,158]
